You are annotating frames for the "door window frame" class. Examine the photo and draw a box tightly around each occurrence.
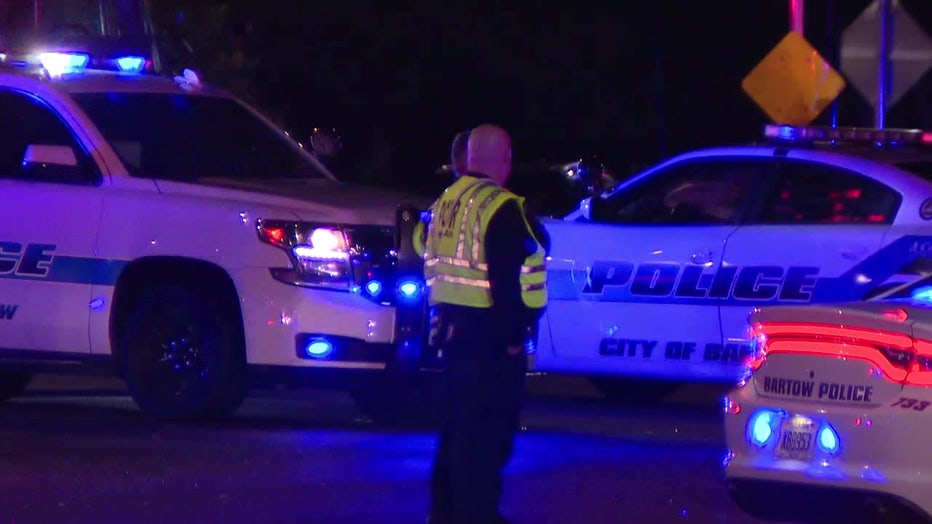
[0,87,103,186]
[590,156,776,227]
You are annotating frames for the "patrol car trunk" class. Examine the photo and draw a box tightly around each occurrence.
[748,303,925,407]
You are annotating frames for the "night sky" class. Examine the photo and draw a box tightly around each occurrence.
[155,0,932,193]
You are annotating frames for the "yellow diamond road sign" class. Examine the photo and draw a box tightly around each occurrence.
[742,31,847,126]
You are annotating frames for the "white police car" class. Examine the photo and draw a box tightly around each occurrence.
[0,51,431,420]
[723,278,932,522]
[535,125,932,392]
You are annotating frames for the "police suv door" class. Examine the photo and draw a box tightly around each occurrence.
[0,88,104,354]
[542,156,770,381]
[719,157,901,374]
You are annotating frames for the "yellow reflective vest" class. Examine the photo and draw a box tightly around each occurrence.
[414,175,547,309]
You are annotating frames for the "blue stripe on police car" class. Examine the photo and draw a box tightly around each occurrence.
[0,241,127,286]
[547,235,932,306]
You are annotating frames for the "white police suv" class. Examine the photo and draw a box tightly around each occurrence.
[0,51,431,420]
[723,278,932,522]
[536,125,932,391]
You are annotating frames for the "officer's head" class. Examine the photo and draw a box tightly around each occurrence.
[451,129,470,177]
[466,123,512,186]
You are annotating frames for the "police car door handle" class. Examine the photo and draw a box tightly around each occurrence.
[690,250,714,265]
[841,247,869,261]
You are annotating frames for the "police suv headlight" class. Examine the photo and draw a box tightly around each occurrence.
[257,219,353,290]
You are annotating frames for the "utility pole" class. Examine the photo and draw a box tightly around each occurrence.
[875,0,892,128]
[789,0,804,35]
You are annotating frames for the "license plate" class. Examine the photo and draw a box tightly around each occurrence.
[775,416,815,461]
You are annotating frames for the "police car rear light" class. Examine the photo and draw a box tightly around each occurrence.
[747,409,778,447]
[750,321,932,387]
[38,52,89,77]
[817,424,840,454]
[882,309,909,323]
[723,396,741,415]
[764,124,931,147]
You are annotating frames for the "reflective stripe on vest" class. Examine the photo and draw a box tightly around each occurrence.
[423,176,548,309]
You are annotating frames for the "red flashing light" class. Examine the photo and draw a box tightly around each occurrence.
[258,223,288,247]
[266,227,285,244]
[923,132,932,145]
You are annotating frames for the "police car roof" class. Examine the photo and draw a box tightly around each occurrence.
[49,71,229,97]
[0,67,230,98]
[756,140,932,165]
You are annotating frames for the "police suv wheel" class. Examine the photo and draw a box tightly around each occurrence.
[0,372,32,402]
[122,281,248,420]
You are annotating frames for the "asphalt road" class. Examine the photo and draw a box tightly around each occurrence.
[0,374,778,523]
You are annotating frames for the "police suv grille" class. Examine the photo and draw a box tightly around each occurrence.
[344,226,399,305]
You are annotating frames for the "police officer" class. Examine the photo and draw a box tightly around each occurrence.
[416,124,548,524]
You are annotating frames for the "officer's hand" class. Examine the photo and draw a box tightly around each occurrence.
[507,345,523,356]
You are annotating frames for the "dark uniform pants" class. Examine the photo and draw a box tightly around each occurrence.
[429,343,527,523]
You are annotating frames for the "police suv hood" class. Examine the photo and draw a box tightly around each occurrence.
[155,178,431,226]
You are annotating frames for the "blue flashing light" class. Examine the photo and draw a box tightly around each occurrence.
[748,410,776,447]
[818,424,840,454]
[305,338,333,358]
[776,125,795,140]
[38,52,89,76]
[365,280,382,296]
[911,285,932,304]
[398,280,420,300]
[116,56,146,74]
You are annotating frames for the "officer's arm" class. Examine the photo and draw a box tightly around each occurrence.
[528,215,551,255]
[485,200,535,347]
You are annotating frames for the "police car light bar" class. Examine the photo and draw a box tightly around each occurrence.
[38,52,90,77]
[764,124,932,146]
[116,56,146,74]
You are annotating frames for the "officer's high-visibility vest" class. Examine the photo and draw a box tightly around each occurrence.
[420,175,547,309]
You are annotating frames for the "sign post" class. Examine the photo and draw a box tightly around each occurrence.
[877,0,891,128]
[841,0,932,128]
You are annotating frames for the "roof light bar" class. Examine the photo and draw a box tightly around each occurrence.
[115,56,146,74]
[38,52,89,77]
[764,124,932,146]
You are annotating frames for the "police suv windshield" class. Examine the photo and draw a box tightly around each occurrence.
[71,92,327,181]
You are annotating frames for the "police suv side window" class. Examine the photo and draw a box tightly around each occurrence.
[593,158,764,225]
[0,89,98,185]
[757,160,902,225]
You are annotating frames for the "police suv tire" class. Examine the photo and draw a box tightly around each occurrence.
[0,372,32,402]
[121,280,248,421]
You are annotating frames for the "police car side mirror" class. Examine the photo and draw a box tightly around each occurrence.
[579,197,592,220]
[309,128,342,158]
[20,144,83,182]
[22,144,78,168]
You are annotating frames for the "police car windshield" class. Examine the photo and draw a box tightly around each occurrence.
[897,161,932,179]
[71,92,327,181]
[877,274,932,302]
